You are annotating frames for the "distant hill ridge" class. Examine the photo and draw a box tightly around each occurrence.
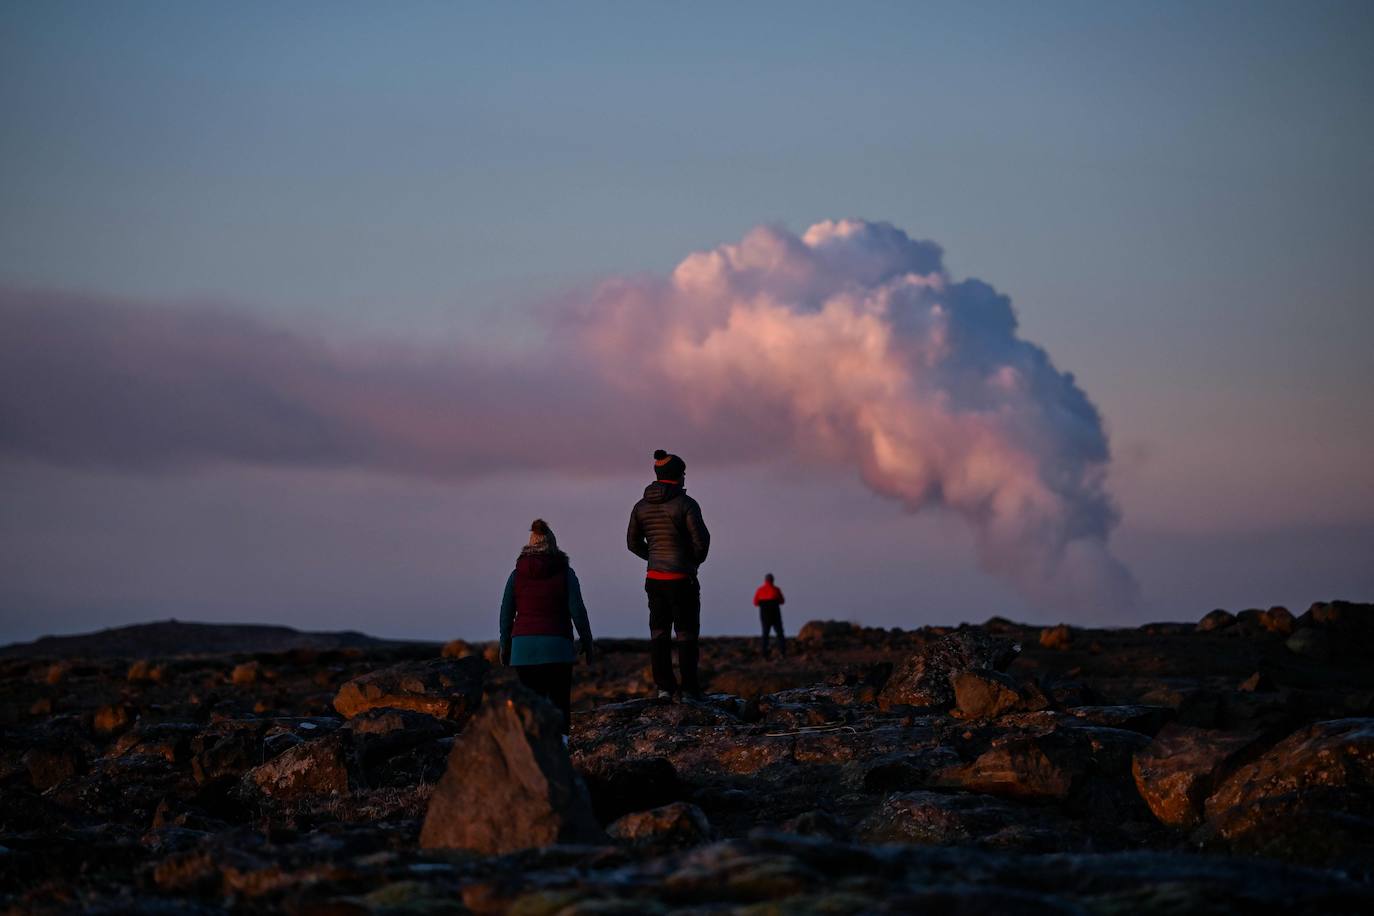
[0,619,422,659]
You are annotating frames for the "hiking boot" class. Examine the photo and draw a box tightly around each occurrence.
[656,689,676,702]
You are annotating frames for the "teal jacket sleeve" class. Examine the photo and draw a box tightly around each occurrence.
[566,567,593,644]
[499,570,517,657]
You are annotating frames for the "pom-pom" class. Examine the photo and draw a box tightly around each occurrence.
[530,518,550,534]
[653,449,668,460]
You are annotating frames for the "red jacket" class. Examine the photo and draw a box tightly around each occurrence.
[753,583,784,606]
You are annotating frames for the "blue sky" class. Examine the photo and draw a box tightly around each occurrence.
[2,2,1372,642]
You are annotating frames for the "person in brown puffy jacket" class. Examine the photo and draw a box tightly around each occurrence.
[627,449,710,700]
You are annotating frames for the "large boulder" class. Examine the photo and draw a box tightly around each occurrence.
[333,656,486,722]
[1203,718,1374,865]
[952,669,1049,719]
[1132,724,1264,828]
[1236,606,1295,636]
[420,688,604,854]
[245,731,351,800]
[879,629,1018,710]
[937,725,1150,812]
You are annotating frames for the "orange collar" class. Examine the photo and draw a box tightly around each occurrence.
[655,479,681,485]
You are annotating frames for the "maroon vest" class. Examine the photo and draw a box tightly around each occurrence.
[511,552,573,639]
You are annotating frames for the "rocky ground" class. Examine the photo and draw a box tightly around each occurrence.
[3,602,1374,914]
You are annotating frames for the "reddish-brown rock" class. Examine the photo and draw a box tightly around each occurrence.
[1039,625,1073,650]
[607,801,712,847]
[126,659,166,684]
[333,656,486,721]
[246,732,351,799]
[231,661,261,685]
[93,703,133,736]
[440,639,476,659]
[1196,609,1236,632]
[1205,718,1374,832]
[796,620,857,646]
[952,670,1049,719]
[1132,724,1262,828]
[420,688,603,854]
[939,725,1149,803]
[879,630,1018,710]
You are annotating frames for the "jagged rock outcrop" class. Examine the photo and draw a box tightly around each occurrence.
[420,688,603,854]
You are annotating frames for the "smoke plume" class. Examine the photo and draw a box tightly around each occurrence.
[576,220,1136,611]
[0,219,1136,611]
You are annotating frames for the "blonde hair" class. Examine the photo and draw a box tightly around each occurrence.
[528,518,557,550]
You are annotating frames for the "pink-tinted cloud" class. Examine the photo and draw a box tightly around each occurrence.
[0,220,1135,612]
[0,288,651,476]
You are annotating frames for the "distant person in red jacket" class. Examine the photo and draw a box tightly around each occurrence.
[754,573,786,658]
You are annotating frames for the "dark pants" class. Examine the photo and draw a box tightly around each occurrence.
[516,662,573,734]
[760,603,785,657]
[646,577,701,693]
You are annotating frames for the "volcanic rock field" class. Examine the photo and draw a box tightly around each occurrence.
[3,604,1374,914]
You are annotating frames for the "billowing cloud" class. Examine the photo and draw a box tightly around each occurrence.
[577,220,1135,611]
[0,219,1135,611]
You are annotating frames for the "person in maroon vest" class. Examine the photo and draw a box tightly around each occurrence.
[498,519,594,735]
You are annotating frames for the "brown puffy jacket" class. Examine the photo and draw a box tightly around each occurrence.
[626,481,710,576]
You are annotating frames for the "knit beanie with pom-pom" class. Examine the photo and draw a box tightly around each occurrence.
[653,449,686,482]
[527,518,557,551]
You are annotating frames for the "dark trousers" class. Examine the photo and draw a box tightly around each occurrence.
[516,662,573,734]
[645,577,701,693]
[760,604,785,657]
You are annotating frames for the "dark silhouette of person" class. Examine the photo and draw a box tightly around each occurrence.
[754,573,786,657]
[627,449,710,699]
[499,519,594,735]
